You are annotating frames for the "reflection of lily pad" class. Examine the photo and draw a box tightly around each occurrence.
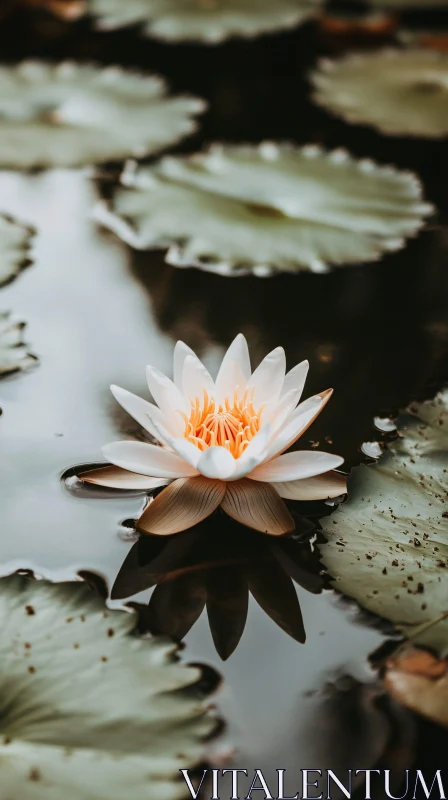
[312,49,448,138]
[321,391,448,655]
[0,574,217,800]
[0,62,205,168]
[90,0,321,43]
[0,312,36,376]
[95,144,432,276]
[0,214,34,287]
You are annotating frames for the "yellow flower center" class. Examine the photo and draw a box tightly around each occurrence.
[181,389,263,458]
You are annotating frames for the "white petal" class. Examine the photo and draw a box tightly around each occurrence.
[280,359,309,401]
[231,423,272,480]
[262,388,299,431]
[79,465,170,491]
[182,353,215,403]
[221,479,294,536]
[250,450,344,483]
[138,476,225,536]
[247,346,286,408]
[146,364,188,416]
[197,446,236,480]
[167,438,201,469]
[274,471,347,500]
[265,389,333,459]
[215,333,251,401]
[110,384,179,443]
[102,440,198,478]
[146,415,202,470]
[173,340,195,390]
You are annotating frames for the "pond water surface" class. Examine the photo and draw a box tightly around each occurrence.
[0,8,447,796]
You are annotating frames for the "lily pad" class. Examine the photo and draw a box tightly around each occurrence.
[320,391,448,655]
[0,312,36,376]
[0,573,217,800]
[95,144,432,276]
[0,61,205,169]
[312,49,448,138]
[0,214,34,287]
[90,0,322,43]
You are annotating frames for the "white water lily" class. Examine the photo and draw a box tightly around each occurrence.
[0,61,205,168]
[312,49,448,138]
[95,143,433,275]
[90,0,322,44]
[80,335,346,536]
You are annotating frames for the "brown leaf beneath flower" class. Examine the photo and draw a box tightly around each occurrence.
[221,479,294,535]
[137,476,226,536]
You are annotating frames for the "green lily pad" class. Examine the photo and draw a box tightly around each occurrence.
[95,143,432,275]
[312,49,448,138]
[0,61,205,168]
[0,574,217,799]
[0,312,36,376]
[0,214,34,287]
[320,391,448,655]
[90,0,322,43]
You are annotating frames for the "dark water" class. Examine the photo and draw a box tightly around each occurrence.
[0,6,447,794]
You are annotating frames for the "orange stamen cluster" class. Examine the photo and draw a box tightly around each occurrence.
[181,389,262,458]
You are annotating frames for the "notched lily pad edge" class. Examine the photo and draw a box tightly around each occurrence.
[0,213,36,287]
[93,142,434,276]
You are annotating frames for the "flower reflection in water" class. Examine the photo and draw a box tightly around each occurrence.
[112,513,323,660]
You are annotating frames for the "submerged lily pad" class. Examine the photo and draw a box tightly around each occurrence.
[0,214,34,287]
[0,312,36,376]
[312,49,448,138]
[90,0,321,43]
[0,574,217,800]
[321,391,448,655]
[95,144,432,276]
[0,62,205,168]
